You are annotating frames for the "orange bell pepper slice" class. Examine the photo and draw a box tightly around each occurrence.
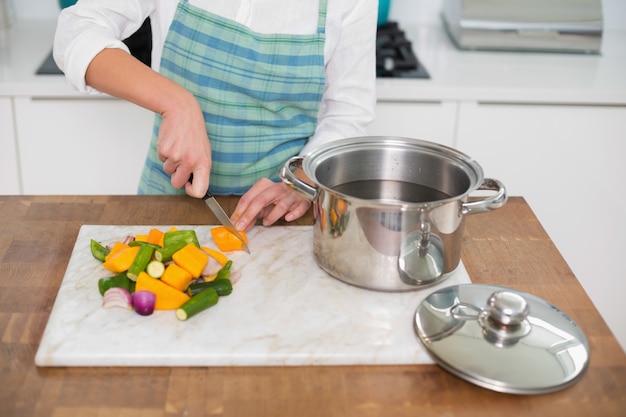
[172,242,209,278]
[102,245,140,273]
[160,263,193,292]
[210,226,248,252]
[147,228,166,247]
[201,246,229,266]
[104,242,130,262]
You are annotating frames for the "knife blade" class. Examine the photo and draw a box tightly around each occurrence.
[189,174,250,253]
[202,191,250,254]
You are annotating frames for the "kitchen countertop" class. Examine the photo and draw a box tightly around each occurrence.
[1,19,626,104]
[0,195,624,416]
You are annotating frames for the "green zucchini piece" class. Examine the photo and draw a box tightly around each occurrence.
[176,288,219,321]
[98,272,132,296]
[154,240,187,263]
[155,229,201,262]
[90,239,110,262]
[187,278,233,297]
[127,244,155,281]
[146,260,165,278]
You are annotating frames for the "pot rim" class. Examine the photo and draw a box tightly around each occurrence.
[302,136,485,208]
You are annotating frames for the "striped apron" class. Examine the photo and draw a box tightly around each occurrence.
[139,0,327,195]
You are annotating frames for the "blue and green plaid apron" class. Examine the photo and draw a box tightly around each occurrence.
[139,0,327,195]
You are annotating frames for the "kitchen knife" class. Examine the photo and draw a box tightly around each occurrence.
[190,175,250,254]
[202,190,250,254]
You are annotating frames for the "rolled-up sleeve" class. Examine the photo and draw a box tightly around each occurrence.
[53,0,151,94]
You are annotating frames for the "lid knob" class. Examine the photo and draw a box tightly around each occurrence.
[478,291,532,347]
[485,291,530,326]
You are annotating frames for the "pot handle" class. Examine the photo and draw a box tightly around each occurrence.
[462,178,507,215]
[279,156,319,201]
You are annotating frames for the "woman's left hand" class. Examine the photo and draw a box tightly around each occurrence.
[231,178,311,231]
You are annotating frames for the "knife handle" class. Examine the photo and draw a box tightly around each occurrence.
[188,174,212,200]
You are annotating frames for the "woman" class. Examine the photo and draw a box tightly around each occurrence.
[54,0,377,231]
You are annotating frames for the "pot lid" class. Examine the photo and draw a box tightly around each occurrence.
[414,284,590,395]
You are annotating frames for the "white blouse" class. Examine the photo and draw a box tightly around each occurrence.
[54,0,378,153]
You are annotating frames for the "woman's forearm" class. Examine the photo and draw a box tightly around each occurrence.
[85,47,212,198]
[85,48,194,116]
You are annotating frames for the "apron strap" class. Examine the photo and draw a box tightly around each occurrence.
[317,0,328,35]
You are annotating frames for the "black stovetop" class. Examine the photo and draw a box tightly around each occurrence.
[376,21,430,79]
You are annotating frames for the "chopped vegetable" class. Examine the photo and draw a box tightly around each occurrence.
[172,242,209,278]
[160,263,193,292]
[134,271,190,310]
[98,272,134,296]
[102,287,132,309]
[218,260,232,277]
[146,260,165,278]
[187,278,232,297]
[210,226,248,252]
[93,227,240,319]
[132,290,156,316]
[154,229,199,262]
[147,228,165,247]
[201,246,229,266]
[201,255,223,278]
[128,241,161,250]
[164,229,200,249]
[154,241,187,263]
[176,288,219,321]
[126,244,155,281]
[134,234,149,243]
[104,242,130,261]
[102,246,140,273]
[90,239,110,262]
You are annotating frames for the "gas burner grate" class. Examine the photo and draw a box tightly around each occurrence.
[376,22,430,79]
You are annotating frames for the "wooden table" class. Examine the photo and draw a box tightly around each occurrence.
[0,195,624,417]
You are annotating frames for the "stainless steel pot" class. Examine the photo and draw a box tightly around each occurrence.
[280,136,507,292]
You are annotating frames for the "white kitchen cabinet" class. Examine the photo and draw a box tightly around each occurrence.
[14,97,154,195]
[0,98,20,194]
[455,101,626,347]
[367,101,458,146]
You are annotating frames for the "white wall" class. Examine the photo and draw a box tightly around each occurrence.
[13,0,59,19]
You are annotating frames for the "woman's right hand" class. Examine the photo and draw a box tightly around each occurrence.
[85,48,212,198]
[157,92,212,198]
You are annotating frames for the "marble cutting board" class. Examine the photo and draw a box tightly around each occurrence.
[35,225,471,367]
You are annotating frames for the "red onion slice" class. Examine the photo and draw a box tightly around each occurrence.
[132,290,156,316]
[102,287,132,309]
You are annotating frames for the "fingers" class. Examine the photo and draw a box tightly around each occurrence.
[231,179,311,231]
[184,169,210,199]
[155,94,212,197]
[231,179,274,231]
[283,199,311,222]
[161,158,177,174]
[160,155,211,198]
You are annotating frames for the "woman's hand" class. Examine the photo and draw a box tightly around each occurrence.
[157,94,212,198]
[85,48,212,198]
[231,178,311,231]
